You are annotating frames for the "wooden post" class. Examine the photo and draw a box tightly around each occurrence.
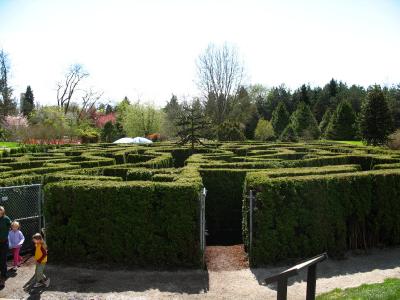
[277,278,288,300]
[306,264,317,300]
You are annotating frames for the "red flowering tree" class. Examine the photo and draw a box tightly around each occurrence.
[96,113,116,128]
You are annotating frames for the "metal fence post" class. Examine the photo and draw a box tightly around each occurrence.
[199,187,207,268]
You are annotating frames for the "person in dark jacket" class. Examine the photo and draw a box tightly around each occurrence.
[0,206,11,287]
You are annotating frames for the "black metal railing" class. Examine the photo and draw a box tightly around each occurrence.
[264,253,328,300]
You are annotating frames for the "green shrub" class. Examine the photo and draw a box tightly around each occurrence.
[0,164,80,179]
[244,169,400,266]
[127,154,155,163]
[126,168,153,181]
[152,174,175,182]
[373,163,400,170]
[217,121,245,141]
[44,180,202,267]
[0,175,42,186]
[0,166,12,172]
[43,174,122,184]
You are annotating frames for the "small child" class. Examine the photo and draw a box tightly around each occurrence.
[32,233,50,288]
[8,221,25,269]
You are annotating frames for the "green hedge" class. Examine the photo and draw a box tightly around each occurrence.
[1,159,71,170]
[0,166,12,172]
[126,168,153,181]
[244,170,400,266]
[199,164,361,245]
[0,165,80,179]
[44,180,202,267]
[43,174,123,184]
[127,154,155,163]
[373,163,400,170]
[0,175,42,186]
[199,154,400,170]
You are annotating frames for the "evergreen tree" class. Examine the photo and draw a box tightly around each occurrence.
[325,101,356,140]
[271,101,290,136]
[328,78,338,97]
[217,121,245,141]
[290,102,320,140]
[101,121,116,142]
[162,94,182,137]
[21,85,34,116]
[292,84,311,107]
[280,124,298,142]
[360,85,393,145]
[244,108,259,139]
[319,108,332,137]
[176,99,209,150]
[105,104,113,114]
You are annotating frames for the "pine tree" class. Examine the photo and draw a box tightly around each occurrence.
[175,99,209,150]
[217,121,245,141]
[360,85,393,145]
[162,94,182,137]
[280,124,298,142]
[101,121,116,142]
[319,108,332,136]
[105,104,113,114]
[271,101,290,136]
[21,85,34,116]
[290,102,320,140]
[325,101,356,140]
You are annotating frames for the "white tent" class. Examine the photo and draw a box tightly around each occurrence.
[113,137,153,144]
[113,137,135,144]
[132,137,153,144]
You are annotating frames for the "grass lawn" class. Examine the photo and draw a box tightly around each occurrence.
[335,141,365,146]
[323,140,365,146]
[0,142,20,148]
[317,278,400,300]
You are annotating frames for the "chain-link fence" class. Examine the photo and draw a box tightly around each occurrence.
[0,184,43,253]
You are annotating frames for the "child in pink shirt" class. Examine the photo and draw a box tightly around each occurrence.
[8,221,25,269]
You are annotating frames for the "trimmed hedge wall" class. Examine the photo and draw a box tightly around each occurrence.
[0,175,42,186]
[44,180,202,267]
[244,170,400,266]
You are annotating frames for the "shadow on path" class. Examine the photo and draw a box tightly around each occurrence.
[44,265,209,295]
[251,246,400,290]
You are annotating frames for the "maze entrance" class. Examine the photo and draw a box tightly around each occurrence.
[201,172,245,246]
[0,184,43,253]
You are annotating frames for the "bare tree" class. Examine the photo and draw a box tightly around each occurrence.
[56,64,89,114]
[0,49,16,117]
[77,88,103,121]
[196,43,244,125]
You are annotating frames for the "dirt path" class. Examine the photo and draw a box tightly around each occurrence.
[1,246,400,299]
[205,245,249,271]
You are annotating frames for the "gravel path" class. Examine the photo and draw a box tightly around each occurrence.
[1,246,400,300]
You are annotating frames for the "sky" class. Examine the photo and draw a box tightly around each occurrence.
[0,0,399,107]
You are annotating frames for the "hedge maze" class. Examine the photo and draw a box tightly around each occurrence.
[0,142,400,267]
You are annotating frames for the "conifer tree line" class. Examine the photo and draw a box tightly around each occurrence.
[165,79,399,146]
